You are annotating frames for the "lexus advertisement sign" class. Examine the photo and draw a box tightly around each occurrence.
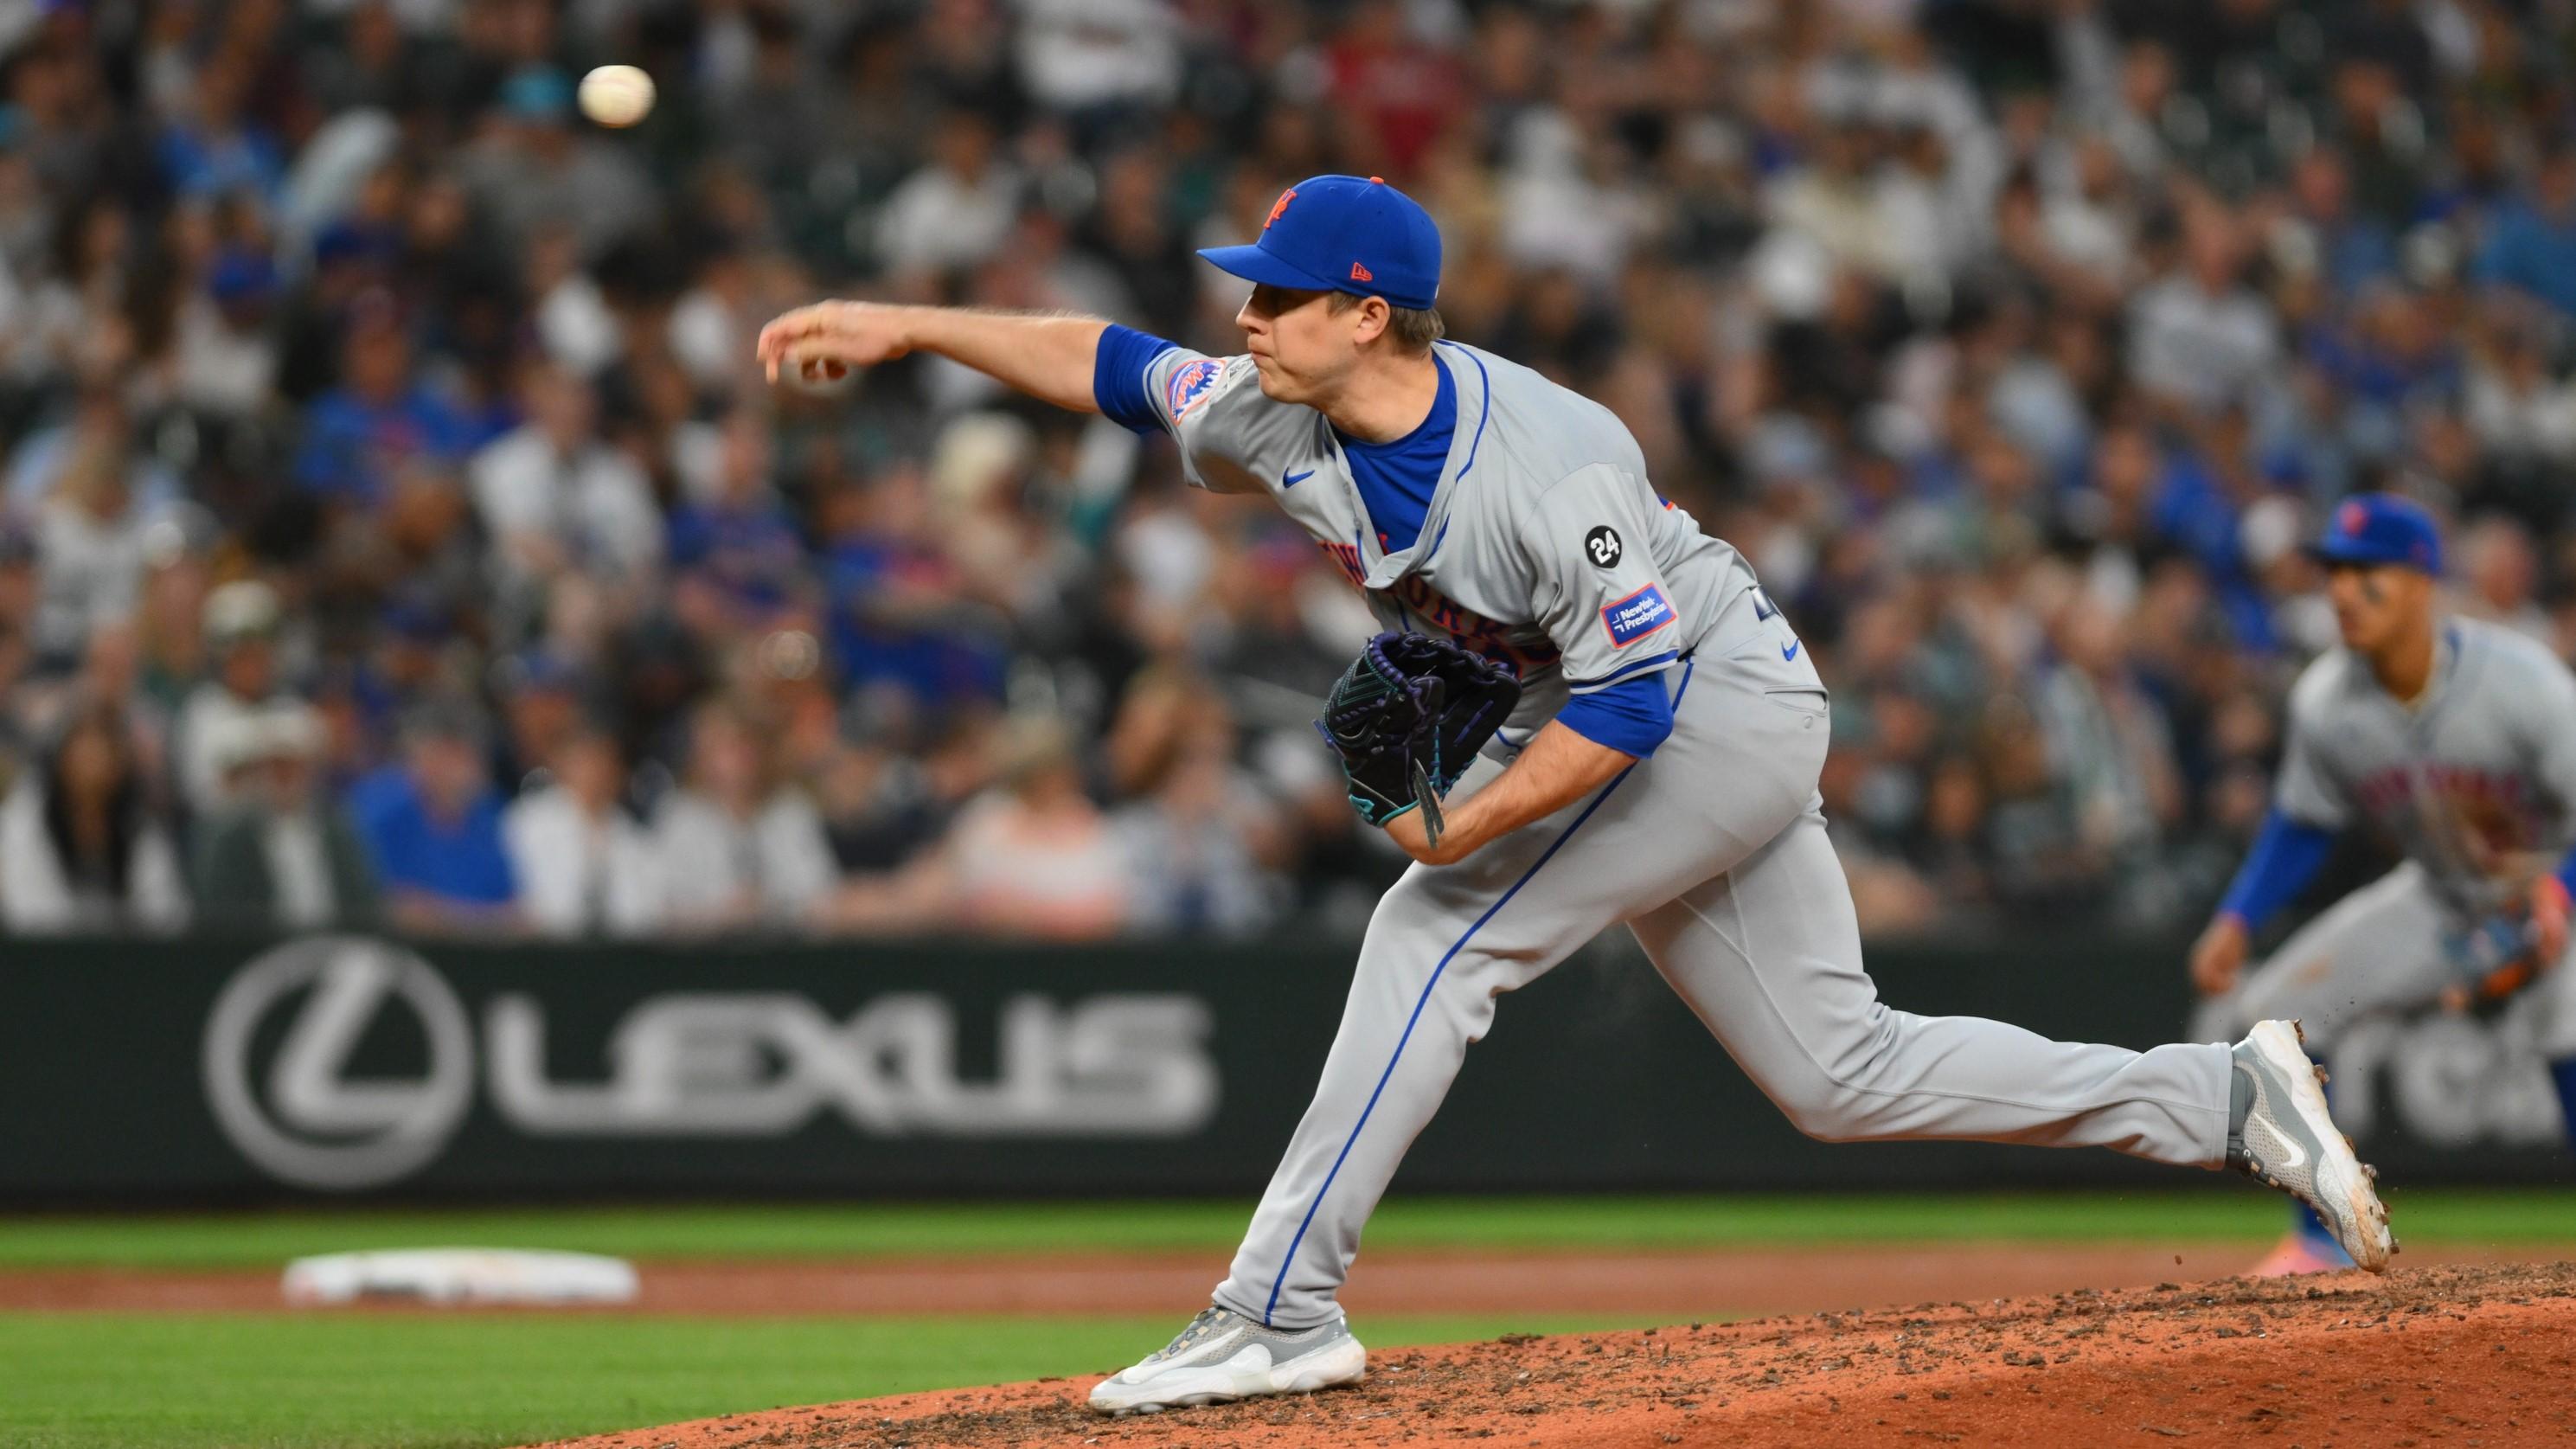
[0,932,2562,1203]
[200,937,1219,1191]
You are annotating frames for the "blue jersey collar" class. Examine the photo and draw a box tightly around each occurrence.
[1358,340,1491,587]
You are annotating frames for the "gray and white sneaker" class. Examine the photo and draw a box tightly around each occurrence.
[1086,1305,1366,1415]
[2228,1018,2395,1273]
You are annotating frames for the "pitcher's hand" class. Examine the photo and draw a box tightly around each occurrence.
[756,301,913,384]
[2189,913,2250,997]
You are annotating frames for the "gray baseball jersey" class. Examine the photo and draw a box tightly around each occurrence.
[2274,619,2576,920]
[2233,619,2576,1055]
[1136,341,1759,741]
[1116,336,2235,1330]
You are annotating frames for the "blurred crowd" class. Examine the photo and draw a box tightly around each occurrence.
[2,0,2573,942]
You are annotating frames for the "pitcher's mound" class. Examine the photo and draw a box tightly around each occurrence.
[543,1262,2576,1447]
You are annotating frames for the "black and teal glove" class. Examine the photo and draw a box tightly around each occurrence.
[1316,632,1522,847]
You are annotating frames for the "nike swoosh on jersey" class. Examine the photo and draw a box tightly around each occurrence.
[1283,470,1314,488]
[1781,640,1800,661]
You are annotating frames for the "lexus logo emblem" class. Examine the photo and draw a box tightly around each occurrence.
[201,938,474,1190]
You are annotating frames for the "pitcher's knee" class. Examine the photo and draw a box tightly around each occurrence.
[1759,1016,1904,1143]
[1753,1055,1890,1142]
[1772,1075,1881,1143]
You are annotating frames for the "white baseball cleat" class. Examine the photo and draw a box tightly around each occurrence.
[1086,1305,1366,1416]
[2227,1019,2395,1273]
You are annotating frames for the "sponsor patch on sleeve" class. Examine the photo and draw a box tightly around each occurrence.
[1165,358,1225,420]
[1599,582,1676,649]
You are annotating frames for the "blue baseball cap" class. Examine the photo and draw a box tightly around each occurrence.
[2304,492,2443,574]
[1197,175,1441,311]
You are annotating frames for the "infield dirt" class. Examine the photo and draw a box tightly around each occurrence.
[542,1261,2576,1448]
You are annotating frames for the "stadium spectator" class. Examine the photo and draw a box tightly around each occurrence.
[347,698,517,934]
[189,702,379,933]
[291,303,475,504]
[469,362,663,607]
[172,578,289,817]
[666,410,807,641]
[16,389,177,662]
[1105,669,1287,937]
[0,524,37,702]
[0,697,186,933]
[455,66,657,264]
[503,724,662,939]
[945,718,1134,939]
[875,106,1021,280]
[2473,139,2576,317]
[491,647,593,792]
[832,717,1133,940]
[650,699,836,933]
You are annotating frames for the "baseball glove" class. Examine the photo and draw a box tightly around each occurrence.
[1317,632,1522,847]
[2443,875,2571,1007]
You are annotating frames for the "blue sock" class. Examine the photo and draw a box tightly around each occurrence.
[2552,1059,2576,1156]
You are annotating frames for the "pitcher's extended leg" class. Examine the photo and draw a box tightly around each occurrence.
[1631,809,2234,1164]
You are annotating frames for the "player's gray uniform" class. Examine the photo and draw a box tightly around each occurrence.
[1132,340,2234,1330]
[2225,620,2576,1058]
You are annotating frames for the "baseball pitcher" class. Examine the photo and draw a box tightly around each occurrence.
[2191,494,2576,1274]
[759,175,2393,1416]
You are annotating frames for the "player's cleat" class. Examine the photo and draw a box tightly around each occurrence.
[2227,1019,2395,1273]
[1086,1305,1366,1416]
[2246,1230,2357,1278]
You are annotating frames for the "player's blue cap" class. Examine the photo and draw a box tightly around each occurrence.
[1196,175,1441,312]
[2304,492,2443,574]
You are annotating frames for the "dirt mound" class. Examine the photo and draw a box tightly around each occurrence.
[541,1262,2576,1448]
[22,1242,2520,1317]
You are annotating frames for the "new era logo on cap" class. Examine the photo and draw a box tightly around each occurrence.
[1350,261,1372,281]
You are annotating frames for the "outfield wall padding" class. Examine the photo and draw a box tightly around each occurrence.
[0,931,2560,1204]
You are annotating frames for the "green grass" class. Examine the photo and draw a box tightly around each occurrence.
[2,1187,2570,1270]
[0,1311,1626,1449]
[2,1189,2570,1448]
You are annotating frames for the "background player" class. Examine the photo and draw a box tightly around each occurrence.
[760,175,2393,1418]
[2191,494,2576,1276]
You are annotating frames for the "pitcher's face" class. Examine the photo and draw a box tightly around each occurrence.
[1234,284,1356,407]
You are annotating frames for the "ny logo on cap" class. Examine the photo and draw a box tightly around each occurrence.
[1265,189,1297,230]
[2340,501,2368,535]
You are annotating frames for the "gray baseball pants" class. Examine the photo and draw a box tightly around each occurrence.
[1214,619,2236,1330]
[2223,861,2576,1059]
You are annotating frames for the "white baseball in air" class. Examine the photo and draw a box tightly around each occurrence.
[578,65,655,128]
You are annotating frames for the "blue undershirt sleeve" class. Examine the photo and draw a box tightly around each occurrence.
[2217,808,2338,929]
[1554,671,1675,760]
[1092,324,1178,435]
[2556,842,2576,899]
